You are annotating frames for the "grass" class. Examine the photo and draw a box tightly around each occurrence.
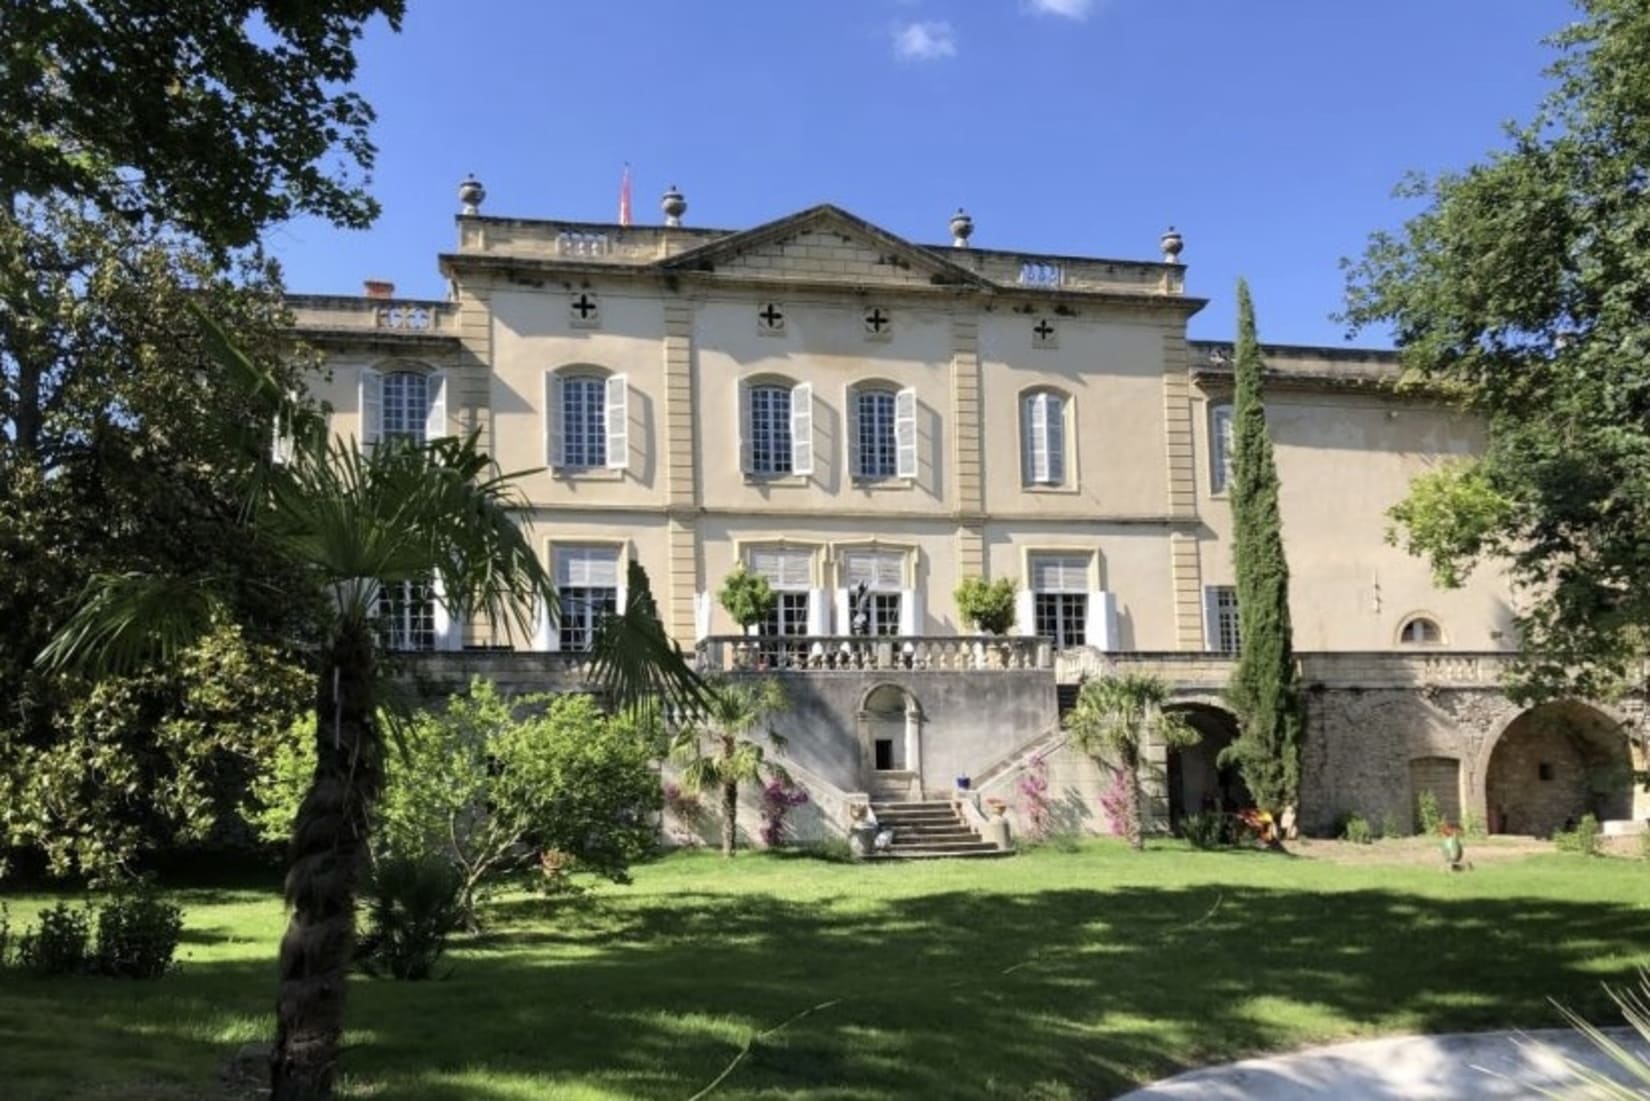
[3,839,1650,1100]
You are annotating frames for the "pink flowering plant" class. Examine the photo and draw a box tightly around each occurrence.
[1017,753,1053,841]
[758,777,810,848]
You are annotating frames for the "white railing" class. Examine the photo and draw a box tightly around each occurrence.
[695,635,1052,674]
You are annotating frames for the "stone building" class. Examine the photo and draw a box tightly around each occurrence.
[289,178,1647,845]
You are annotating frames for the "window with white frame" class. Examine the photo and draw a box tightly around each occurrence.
[558,376,607,469]
[555,546,620,651]
[1207,585,1241,653]
[748,384,793,476]
[1399,616,1443,645]
[842,549,904,636]
[1030,553,1089,648]
[1210,402,1235,494]
[850,386,917,481]
[749,547,813,636]
[1021,389,1068,486]
[377,579,435,651]
[382,371,431,444]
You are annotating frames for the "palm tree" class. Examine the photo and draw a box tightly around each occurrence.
[1064,673,1198,850]
[672,676,789,856]
[41,307,704,1101]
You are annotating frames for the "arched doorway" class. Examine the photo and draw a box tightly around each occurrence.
[859,684,923,802]
[1166,704,1250,827]
[1485,701,1636,836]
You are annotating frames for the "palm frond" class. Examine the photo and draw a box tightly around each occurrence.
[38,573,220,676]
[587,561,708,718]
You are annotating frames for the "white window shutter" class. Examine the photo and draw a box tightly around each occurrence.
[425,371,447,443]
[1203,587,1219,651]
[844,385,860,478]
[806,588,830,635]
[547,374,564,467]
[834,588,851,636]
[1047,394,1066,485]
[899,588,919,635]
[431,576,461,651]
[738,384,752,474]
[895,387,918,479]
[1015,589,1035,637]
[605,374,629,470]
[1086,591,1118,650]
[533,595,553,652]
[791,383,813,476]
[1025,394,1050,484]
[694,591,712,642]
[614,563,629,616]
[360,368,383,448]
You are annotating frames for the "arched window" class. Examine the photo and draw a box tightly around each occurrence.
[1020,388,1068,486]
[548,369,628,471]
[1399,616,1444,645]
[361,365,445,447]
[741,379,812,477]
[850,383,917,481]
[1209,402,1234,494]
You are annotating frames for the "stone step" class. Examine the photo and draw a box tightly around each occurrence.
[885,839,1001,855]
[871,801,956,812]
[890,835,983,848]
[867,845,1011,860]
[874,812,962,825]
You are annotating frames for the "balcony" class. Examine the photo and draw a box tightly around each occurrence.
[695,635,1052,674]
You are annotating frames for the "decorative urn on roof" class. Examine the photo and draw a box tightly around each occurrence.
[458,174,486,215]
[661,185,687,227]
[1160,226,1184,264]
[949,208,974,248]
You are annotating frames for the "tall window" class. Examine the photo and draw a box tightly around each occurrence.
[1210,402,1235,494]
[559,376,607,469]
[1030,553,1089,648]
[555,546,620,651]
[749,385,793,476]
[855,390,897,479]
[843,550,904,636]
[382,371,431,444]
[749,547,812,636]
[1208,585,1241,653]
[1021,390,1067,486]
[377,579,435,651]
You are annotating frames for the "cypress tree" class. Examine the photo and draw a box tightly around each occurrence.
[1220,279,1303,836]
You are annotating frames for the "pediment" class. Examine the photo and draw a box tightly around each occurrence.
[657,204,990,289]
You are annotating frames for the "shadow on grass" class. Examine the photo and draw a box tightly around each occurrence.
[5,866,1647,1101]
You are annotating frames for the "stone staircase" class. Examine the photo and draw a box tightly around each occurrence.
[867,800,1010,860]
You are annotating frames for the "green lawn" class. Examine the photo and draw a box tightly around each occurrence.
[3,840,1649,1100]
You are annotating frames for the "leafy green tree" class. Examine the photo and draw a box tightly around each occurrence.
[1,0,403,251]
[43,312,706,1101]
[253,680,662,928]
[1343,0,1650,703]
[954,576,1018,635]
[1065,673,1197,850]
[672,677,790,856]
[1219,281,1303,831]
[717,565,775,632]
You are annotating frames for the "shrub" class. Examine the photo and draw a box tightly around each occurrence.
[1097,767,1137,840]
[1340,815,1374,845]
[1461,811,1488,839]
[1379,809,1405,840]
[758,777,810,848]
[0,902,10,968]
[1017,754,1053,842]
[356,854,465,981]
[17,902,92,975]
[1638,829,1650,862]
[1180,812,1235,849]
[1416,790,1443,836]
[92,886,183,978]
[717,565,775,631]
[954,577,1018,635]
[1555,813,1602,856]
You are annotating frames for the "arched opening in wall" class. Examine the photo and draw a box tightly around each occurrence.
[1486,701,1636,837]
[859,684,923,802]
[1166,704,1250,827]
[1408,756,1462,831]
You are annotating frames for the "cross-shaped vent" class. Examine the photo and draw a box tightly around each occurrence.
[569,291,600,327]
[863,306,892,339]
[1032,319,1058,348]
[758,302,786,334]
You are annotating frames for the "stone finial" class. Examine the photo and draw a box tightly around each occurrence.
[458,174,486,216]
[949,208,974,248]
[1160,225,1184,264]
[661,185,687,227]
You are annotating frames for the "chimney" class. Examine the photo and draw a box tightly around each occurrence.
[363,279,395,300]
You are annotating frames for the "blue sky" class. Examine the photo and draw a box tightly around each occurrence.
[269,0,1574,347]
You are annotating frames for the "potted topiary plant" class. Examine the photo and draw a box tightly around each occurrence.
[718,566,776,668]
[954,577,1017,636]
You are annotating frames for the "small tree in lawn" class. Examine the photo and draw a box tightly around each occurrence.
[1219,279,1304,840]
[1065,673,1197,850]
[672,677,789,856]
[955,577,1017,635]
[718,565,775,634]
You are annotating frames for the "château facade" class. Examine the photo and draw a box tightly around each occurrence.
[288,180,1644,844]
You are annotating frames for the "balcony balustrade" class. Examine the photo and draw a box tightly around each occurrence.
[695,635,1052,674]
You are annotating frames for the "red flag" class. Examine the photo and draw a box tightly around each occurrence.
[618,164,632,227]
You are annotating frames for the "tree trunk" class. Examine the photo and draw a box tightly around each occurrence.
[721,778,739,857]
[1130,768,1145,851]
[271,619,382,1100]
